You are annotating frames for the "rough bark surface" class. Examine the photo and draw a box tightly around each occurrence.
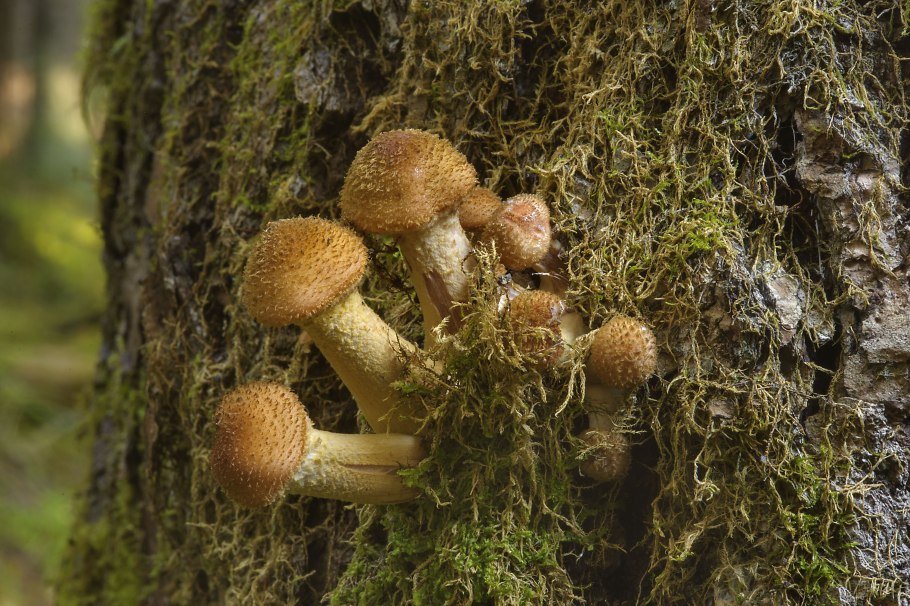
[60,1,909,604]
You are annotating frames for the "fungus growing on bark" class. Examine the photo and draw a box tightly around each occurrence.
[508,290,584,370]
[340,129,477,342]
[211,382,425,506]
[587,315,657,392]
[579,315,656,482]
[458,186,502,233]
[242,216,427,434]
[578,426,632,483]
[482,194,551,270]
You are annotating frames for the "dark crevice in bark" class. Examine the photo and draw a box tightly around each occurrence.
[802,321,843,426]
[617,430,662,602]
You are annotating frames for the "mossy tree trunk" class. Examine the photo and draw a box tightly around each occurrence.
[60,1,909,604]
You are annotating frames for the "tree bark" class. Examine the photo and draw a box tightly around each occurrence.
[60,1,909,604]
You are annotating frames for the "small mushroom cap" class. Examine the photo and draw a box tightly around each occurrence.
[211,382,309,507]
[587,316,657,389]
[483,194,551,269]
[340,129,478,234]
[579,428,631,482]
[509,290,566,368]
[242,217,367,327]
[458,186,502,231]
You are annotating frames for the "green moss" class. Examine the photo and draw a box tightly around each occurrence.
[57,379,147,606]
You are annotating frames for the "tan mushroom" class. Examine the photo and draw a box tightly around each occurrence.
[580,315,657,482]
[482,194,551,271]
[578,426,632,483]
[242,216,428,434]
[507,290,584,370]
[340,129,477,344]
[481,194,568,295]
[458,186,502,234]
[211,382,425,506]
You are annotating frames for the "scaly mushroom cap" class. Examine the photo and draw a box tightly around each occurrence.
[587,316,657,389]
[458,186,502,231]
[509,290,566,367]
[483,194,551,269]
[340,129,477,234]
[579,428,631,482]
[242,217,367,327]
[211,382,309,507]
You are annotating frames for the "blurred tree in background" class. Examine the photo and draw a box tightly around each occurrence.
[0,0,101,604]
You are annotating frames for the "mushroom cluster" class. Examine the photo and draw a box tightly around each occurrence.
[210,129,658,508]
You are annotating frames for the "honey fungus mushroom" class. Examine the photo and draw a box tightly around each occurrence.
[458,186,502,234]
[482,194,551,271]
[580,315,657,482]
[578,426,632,483]
[508,290,584,370]
[481,194,567,294]
[211,382,425,506]
[242,216,428,434]
[340,129,477,342]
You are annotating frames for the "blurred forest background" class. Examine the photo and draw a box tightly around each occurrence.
[0,0,100,604]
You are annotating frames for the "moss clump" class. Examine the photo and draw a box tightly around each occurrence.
[332,255,587,604]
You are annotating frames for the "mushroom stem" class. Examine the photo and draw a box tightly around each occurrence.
[584,383,628,430]
[292,428,425,504]
[305,289,430,434]
[397,210,474,345]
[579,384,632,481]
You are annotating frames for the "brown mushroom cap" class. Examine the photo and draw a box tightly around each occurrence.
[509,290,566,367]
[587,316,657,389]
[340,129,478,234]
[579,428,631,482]
[458,186,502,231]
[242,217,367,327]
[483,194,551,269]
[211,382,309,507]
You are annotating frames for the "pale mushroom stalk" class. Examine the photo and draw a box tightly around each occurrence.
[291,427,424,504]
[579,384,632,481]
[303,289,427,435]
[396,210,474,342]
[583,384,628,431]
[211,382,425,507]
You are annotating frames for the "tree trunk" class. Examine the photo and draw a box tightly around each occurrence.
[60,1,909,604]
